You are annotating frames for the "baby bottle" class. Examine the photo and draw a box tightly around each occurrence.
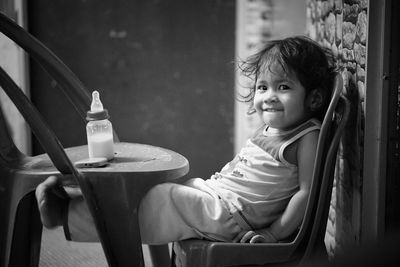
[86,91,114,160]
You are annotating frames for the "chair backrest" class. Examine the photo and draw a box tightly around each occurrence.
[0,9,100,218]
[291,73,350,261]
[0,66,79,175]
[0,65,122,267]
[0,12,118,265]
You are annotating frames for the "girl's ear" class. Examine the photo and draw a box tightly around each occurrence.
[306,89,323,112]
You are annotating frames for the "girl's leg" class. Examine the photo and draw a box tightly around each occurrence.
[66,179,242,244]
[139,178,242,245]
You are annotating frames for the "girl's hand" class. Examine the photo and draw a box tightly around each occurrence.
[234,229,277,243]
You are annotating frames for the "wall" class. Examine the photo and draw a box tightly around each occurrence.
[235,0,307,152]
[307,0,368,257]
[0,0,30,154]
[27,0,235,178]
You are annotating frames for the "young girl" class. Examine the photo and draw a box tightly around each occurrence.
[36,36,337,244]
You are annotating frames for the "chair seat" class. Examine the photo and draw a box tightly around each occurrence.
[174,239,301,267]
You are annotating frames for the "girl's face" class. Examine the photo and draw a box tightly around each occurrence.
[253,62,308,131]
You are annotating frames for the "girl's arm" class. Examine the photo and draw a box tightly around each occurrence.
[239,130,319,243]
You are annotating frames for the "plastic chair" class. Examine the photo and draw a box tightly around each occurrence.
[0,11,175,267]
[0,10,96,267]
[172,73,350,267]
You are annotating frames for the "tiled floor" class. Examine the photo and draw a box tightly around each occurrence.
[39,227,153,267]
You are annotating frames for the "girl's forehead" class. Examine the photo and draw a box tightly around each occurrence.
[258,62,297,82]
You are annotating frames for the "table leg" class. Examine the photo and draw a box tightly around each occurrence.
[82,175,146,267]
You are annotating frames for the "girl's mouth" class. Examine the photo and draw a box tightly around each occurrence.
[263,108,283,112]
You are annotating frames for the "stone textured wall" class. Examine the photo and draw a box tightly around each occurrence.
[307,0,367,257]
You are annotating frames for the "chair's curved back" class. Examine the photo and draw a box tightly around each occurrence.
[291,73,350,261]
[292,74,343,243]
[299,95,350,264]
[0,67,119,267]
[0,11,87,188]
[0,12,117,266]
[0,66,79,175]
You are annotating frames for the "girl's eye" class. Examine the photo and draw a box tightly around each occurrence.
[278,84,290,91]
[256,85,267,91]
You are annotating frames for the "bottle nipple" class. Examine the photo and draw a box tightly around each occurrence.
[86,90,109,121]
[91,91,104,112]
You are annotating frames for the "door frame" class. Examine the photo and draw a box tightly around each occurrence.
[362,0,400,242]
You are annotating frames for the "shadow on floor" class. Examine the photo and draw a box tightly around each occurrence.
[40,227,153,267]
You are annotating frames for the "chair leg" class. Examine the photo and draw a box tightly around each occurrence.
[148,244,171,267]
[170,244,177,267]
[9,192,43,267]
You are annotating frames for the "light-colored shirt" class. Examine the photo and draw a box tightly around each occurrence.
[205,119,321,230]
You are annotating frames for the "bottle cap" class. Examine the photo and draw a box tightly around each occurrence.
[86,91,110,121]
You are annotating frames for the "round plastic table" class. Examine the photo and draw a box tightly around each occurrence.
[36,142,189,267]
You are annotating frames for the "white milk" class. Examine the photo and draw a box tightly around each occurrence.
[87,133,114,160]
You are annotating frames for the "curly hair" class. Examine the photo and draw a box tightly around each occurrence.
[238,36,338,121]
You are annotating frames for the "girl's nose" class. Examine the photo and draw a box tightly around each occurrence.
[263,89,278,103]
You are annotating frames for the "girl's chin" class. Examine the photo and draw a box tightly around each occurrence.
[262,117,292,130]
[261,117,282,126]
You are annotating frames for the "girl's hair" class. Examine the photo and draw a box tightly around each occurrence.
[239,35,338,121]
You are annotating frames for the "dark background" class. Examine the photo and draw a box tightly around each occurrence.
[27,0,236,178]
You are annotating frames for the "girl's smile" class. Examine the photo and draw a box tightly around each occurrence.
[261,105,284,112]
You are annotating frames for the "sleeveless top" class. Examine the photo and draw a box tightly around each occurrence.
[204,119,321,230]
